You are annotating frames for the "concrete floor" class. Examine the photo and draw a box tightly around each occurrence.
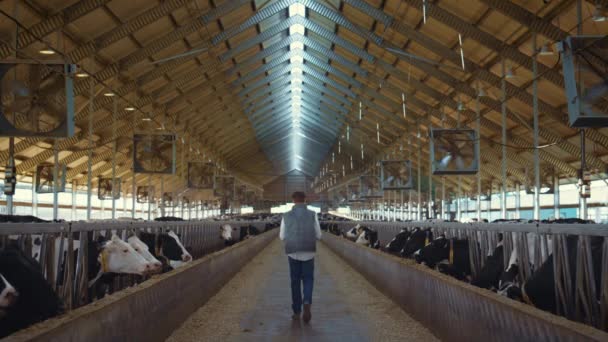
[166,238,438,342]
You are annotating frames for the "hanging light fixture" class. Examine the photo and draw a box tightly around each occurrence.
[593,2,607,22]
[538,43,554,56]
[359,101,362,121]
[505,66,516,79]
[477,83,487,97]
[376,123,380,143]
[402,92,407,119]
[457,101,465,111]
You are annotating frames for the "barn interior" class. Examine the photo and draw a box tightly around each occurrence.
[0,0,608,341]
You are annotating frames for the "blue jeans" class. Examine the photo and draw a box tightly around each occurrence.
[288,257,314,314]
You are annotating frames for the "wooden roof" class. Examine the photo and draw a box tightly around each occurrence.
[0,0,606,200]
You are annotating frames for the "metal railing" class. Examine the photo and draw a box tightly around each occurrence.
[322,220,608,331]
[0,220,269,311]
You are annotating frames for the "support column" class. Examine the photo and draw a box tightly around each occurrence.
[111,96,117,220]
[532,32,541,221]
[52,140,59,221]
[554,173,560,219]
[32,171,38,217]
[501,59,508,219]
[86,78,94,220]
[515,183,521,219]
[71,180,77,221]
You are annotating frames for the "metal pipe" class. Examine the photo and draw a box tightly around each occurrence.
[6,138,14,215]
[428,138,433,219]
[86,78,94,220]
[532,32,541,221]
[147,175,152,221]
[123,190,127,217]
[71,180,77,221]
[501,58,508,219]
[417,126,422,220]
[440,179,445,220]
[53,140,59,221]
[32,172,38,217]
[515,183,521,219]
[111,96,117,219]
[577,0,587,220]
[554,173,560,219]
[160,176,165,217]
[476,96,482,222]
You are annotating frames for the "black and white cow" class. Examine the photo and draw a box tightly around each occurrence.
[0,273,18,320]
[87,234,154,299]
[355,227,380,249]
[138,231,192,271]
[220,224,236,246]
[0,248,63,338]
[400,228,433,258]
[154,216,185,222]
[414,236,475,281]
[499,234,603,315]
[385,229,411,254]
[0,215,49,223]
[470,235,504,290]
[238,225,260,241]
[345,224,362,241]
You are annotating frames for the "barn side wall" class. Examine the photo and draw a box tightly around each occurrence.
[322,233,608,342]
[9,231,278,342]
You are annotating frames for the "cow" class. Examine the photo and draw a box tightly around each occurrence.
[127,236,163,273]
[327,223,342,236]
[220,224,236,246]
[0,215,49,223]
[0,273,18,320]
[238,225,260,241]
[414,236,476,281]
[470,235,504,290]
[87,234,154,299]
[345,224,362,241]
[354,227,380,249]
[154,216,185,222]
[138,231,192,271]
[499,234,603,316]
[400,228,433,258]
[385,228,411,254]
[0,248,64,338]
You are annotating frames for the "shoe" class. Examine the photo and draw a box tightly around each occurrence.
[292,312,300,320]
[303,304,311,323]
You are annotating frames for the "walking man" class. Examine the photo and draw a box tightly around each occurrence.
[279,191,322,323]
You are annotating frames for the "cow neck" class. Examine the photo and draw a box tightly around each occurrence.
[88,248,109,288]
[449,239,454,265]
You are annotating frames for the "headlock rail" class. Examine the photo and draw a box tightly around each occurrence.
[322,220,608,332]
[0,220,268,311]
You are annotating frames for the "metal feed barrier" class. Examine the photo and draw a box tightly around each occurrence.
[0,220,268,311]
[322,220,608,331]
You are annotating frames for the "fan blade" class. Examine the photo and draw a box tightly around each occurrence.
[583,81,608,104]
[455,156,465,170]
[439,154,452,168]
[9,79,30,97]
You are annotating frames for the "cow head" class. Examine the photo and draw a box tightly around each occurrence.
[220,224,233,241]
[414,235,449,267]
[128,236,162,273]
[164,231,192,263]
[400,228,433,258]
[0,273,18,319]
[99,235,150,275]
